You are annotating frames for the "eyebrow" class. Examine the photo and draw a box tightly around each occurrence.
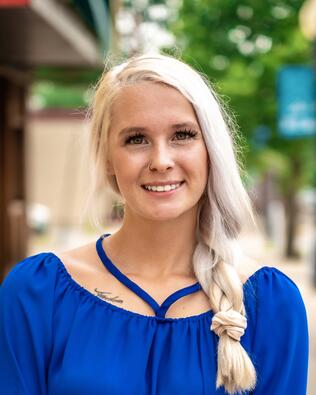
[118,122,201,137]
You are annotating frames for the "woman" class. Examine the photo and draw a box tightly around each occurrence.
[0,54,309,394]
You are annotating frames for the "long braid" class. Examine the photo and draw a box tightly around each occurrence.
[193,197,256,394]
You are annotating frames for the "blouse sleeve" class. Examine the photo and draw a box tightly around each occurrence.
[0,253,58,395]
[251,267,309,394]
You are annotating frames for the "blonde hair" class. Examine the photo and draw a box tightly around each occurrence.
[86,54,257,394]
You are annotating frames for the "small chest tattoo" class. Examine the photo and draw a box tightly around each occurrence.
[94,288,124,304]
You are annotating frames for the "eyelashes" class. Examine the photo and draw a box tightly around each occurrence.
[124,129,199,145]
[124,133,144,145]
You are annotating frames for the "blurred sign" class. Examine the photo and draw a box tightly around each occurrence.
[252,125,271,149]
[278,66,316,138]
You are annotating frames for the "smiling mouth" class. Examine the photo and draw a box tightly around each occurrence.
[141,181,185,192]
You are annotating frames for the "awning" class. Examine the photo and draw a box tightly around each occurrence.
[0,0,109,67]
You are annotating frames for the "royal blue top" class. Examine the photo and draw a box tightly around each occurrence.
[0,233,309,394]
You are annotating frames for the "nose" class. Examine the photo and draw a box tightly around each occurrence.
[148,143,174,172]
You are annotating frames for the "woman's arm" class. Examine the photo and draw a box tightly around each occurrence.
[251,268,309,394]
[0,253,57,394]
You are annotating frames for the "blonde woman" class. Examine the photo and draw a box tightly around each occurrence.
[0,54,309,394]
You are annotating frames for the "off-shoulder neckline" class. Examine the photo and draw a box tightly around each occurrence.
[48,252,272,323]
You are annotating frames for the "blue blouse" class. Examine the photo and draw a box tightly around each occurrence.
[0,233,309,395]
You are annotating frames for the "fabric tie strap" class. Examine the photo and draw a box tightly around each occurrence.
[211,310,247,341]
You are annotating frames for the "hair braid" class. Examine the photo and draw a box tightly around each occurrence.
[193,198,256,394]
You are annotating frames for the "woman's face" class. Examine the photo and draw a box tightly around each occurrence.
[107,81,209,222]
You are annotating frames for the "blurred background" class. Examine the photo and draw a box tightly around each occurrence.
[0,0,315,392]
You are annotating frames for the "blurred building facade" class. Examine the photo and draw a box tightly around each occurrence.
[0,0,113,281]
[26,108,117,231]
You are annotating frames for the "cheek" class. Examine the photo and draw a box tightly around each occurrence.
[112,151,145,182]
[191,144,209,175]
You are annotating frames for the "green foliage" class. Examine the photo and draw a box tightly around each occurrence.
[169,0,315,188]
[30,82,88,109]
[34,67,101,85]
[30,67,102,109]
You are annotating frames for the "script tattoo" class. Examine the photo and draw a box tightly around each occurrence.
[94,288,123,304]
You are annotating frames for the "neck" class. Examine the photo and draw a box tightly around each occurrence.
[106,207,199,280]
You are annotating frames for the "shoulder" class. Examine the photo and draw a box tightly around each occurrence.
[237,257,303,304]
[236,257,307,320]
[245,265,308,332]
[255,266,306,311]
[250,267,308,364]
[1,252,59,291]
[0,252,62,315]
[241,265,308,361]
[252,265,303,296]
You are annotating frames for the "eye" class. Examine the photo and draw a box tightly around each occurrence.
[124,129,199,145]
[174,129,198,140]
[124,133,146,145]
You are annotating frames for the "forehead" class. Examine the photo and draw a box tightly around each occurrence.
[110,82,198,127]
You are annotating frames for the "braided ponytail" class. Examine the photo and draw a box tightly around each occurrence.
[193,195,256,394]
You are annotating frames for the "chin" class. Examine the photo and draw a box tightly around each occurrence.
[141,207,193,222]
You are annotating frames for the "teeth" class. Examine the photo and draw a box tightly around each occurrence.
[144,183,181,192]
